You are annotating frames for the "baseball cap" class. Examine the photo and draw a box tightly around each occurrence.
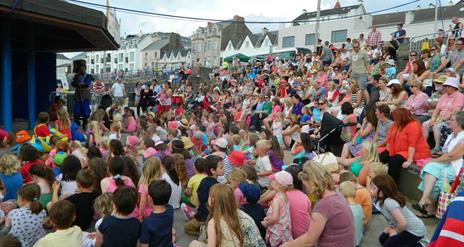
[53,151,67,167]
[214,138,228,149]
[239,182,261,204]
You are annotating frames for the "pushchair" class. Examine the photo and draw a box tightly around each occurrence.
[316,112,351,156]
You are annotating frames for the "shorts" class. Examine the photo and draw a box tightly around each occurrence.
[351,74,368,90]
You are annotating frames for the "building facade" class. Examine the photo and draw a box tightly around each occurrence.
[191,15,252,67]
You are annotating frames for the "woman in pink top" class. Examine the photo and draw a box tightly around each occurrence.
[263,98,282,130]
[285,165,311,239]
[282,161,355,247]
[404,80,429,122]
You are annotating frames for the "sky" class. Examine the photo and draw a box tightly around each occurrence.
[71,0,455,37]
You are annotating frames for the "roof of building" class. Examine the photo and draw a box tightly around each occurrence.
[293,4,363,22]
[373,3,463,27]
[56,53,70,60]
[142,39,170,51]
[0,0,118,51]
[162,48,191,58]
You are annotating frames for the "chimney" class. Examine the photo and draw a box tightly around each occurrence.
[261,27,269,35]
[302,9,307,13]
[405,11,414,24]
[233,15,245,22]
[169,33,181,50]
[334,0,341,9]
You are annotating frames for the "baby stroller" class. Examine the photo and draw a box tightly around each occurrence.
[316,112,351,156]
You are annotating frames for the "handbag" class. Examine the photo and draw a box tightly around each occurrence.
[435,166,464,218]
[314,152,339,173]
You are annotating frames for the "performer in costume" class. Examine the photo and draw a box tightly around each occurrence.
[71,65,93,128]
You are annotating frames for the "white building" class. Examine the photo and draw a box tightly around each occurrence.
[221,28,278,58]
[160,49,192,71]
[86,32,191,75]
[278,0,463,51]
[278,2,370,50]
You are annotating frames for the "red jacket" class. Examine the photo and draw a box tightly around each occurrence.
[386,121,430,161]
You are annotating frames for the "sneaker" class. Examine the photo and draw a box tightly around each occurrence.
[181,203,194,221]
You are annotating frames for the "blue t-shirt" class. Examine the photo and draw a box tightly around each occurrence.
[0,172,23,201]
[241,204,266,238]
[98,215,140,247]
[196,177,218,221]
[140,205,174,247]
[300,114,311,124]
[385,67,397,80]
[393,30,406,43]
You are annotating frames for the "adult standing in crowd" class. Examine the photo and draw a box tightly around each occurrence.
[348,39,370,106]
[321,41,333,67]
[72,65,93,128]
[392,24,406,44]
[111,79,126,106]
[450,17,463,39]
[367,26,382,50]
[138,84,153,116]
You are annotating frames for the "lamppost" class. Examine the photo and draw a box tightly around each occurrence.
[429,1,438,33]
[314,0,321,52]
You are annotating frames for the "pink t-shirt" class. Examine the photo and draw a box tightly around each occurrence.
[286,189,311,239]
[313,193,355,247]
[234,187,246,206]
[404,92,429,115]
[0,129,9,139]
[138,184,154,217]
[125,116,137,133]
[436,91,464,119]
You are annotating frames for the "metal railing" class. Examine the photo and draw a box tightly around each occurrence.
[409,28,462,52]
[92,69,181,82]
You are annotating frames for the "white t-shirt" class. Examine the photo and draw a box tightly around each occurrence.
[111,83,125,97]
[162,172,181,209]
[256,155,272,187]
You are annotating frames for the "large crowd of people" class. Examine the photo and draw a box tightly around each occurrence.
[0,24,463,247]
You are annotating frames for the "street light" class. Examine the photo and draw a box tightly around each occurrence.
[429,1,438,33]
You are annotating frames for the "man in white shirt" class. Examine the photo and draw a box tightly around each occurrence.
[111,80,126,106]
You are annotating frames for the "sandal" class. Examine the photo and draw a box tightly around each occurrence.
[415,211,435,218]
[412,203,429,215]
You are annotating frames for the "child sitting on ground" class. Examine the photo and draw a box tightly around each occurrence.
[140,180,174,247]
[227,169,247,206]
[239,182,266,239]
[34,200,82,247]
[181,158,207,221]
[5,184,47,247]
[340,181,364,247]
[34,112,51,137]
[62,169,98,231]
[184,155,224,237]
[261,171,293,246]
[339,171,372,227]
[95,186,140,247]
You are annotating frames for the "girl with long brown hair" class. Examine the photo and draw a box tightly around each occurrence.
[371,174,425,247]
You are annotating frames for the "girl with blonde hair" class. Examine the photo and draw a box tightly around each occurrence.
[138,157,163,220]
[89,120,102,147]
[337,140,379,186]
[55,109,72,139]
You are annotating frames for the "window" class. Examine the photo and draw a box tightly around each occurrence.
[282,36,295,48]
[145,53,148,57]
[129,52,135,62]
[207,41,212,50]
[245,41,250,49]
[119,53,123,62]
[331,30,347,43]
[130,64,134,71]
[305,34,316,46]
[96,55,100,63]
[155,52,158,58]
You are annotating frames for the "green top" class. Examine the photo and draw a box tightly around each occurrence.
[39,193,52,208]
[263,101,272,115]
